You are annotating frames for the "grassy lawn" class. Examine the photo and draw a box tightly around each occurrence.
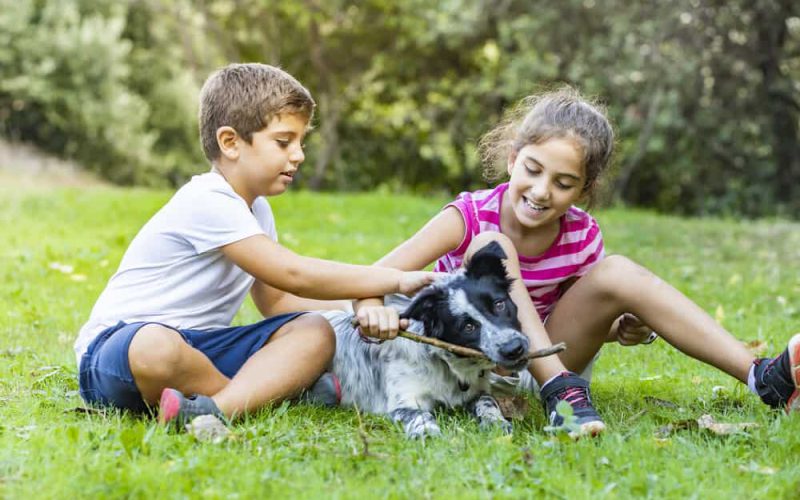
[1,183,799,498]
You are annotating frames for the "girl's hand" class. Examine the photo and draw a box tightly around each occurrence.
[355,305,409,340]
[614,313,657,346]
[398,271,438,296]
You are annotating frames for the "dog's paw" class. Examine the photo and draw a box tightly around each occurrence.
[404,413,442,440]
[479,417,513,435]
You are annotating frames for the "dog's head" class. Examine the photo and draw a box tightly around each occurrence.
[401,241,530,371]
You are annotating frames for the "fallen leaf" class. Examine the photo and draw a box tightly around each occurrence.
[643,396,678,409]
[715,305,725,324]
[738,462,776,475]
[744,339,768,356]
[496,395,530,420]
[697,414,758,435]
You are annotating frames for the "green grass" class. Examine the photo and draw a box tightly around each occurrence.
[1,184,799,499]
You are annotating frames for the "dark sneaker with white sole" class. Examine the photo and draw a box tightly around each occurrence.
[540,371,606,438]
[754,333,800,413]
[158,388,225,429]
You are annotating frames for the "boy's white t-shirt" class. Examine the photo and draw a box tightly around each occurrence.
[74,172,278,365]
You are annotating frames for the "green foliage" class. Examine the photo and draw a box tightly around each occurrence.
[2,184,800,497]
[1,0,799,216]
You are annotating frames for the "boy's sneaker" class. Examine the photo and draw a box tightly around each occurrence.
[158,388,225,429]
[299,372,342,407]
[540,371,606,438]
[754,333,800,413]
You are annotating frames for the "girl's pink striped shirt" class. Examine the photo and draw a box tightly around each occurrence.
[434,182,605,320]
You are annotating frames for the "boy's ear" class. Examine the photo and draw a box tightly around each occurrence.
[466,241,510,285]
[217,126,240,160]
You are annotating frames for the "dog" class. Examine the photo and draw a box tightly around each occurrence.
[324,241,530,439]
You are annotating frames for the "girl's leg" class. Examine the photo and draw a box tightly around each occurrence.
[544,254,754,382]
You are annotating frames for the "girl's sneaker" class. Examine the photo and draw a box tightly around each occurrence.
[754,333,800,413]
[158,388,225,429]
[540,371,606,438]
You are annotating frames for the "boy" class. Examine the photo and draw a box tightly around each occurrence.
[75,63,436,426]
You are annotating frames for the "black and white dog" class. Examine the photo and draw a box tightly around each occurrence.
[323,242,530,439]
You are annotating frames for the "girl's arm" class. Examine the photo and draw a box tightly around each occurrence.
[354,207,466,339]
[221,235,436,300]
[372,206,466,270]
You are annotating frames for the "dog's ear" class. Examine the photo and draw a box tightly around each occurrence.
[400,286,446,338]
[465,241,509,283]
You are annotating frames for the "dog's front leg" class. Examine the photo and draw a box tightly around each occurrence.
[468,394,512,434]
[389,408,441,440]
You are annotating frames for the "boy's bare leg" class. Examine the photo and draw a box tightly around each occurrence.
[129,314,336,417]
[129,324,230,404]
[210,314,335,417]
[544,255,754,382]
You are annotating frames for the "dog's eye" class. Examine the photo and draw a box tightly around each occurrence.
[464,321,477,333]
[494,300,506,312]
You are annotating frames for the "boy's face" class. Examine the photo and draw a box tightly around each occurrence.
[228,113,308,203]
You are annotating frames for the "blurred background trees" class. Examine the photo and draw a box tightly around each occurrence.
[1,0,798,217]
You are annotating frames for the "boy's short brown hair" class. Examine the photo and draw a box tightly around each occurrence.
[199,63,316,162]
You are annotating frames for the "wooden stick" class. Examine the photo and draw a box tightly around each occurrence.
[349,318,565,360]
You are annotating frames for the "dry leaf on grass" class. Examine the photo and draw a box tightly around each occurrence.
[655,414,758,438]
[744,339,768,356]
[496,395,530,420]
[696,414,758,435]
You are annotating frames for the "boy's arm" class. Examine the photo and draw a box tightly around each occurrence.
[221,235,434,300]
[250,280,350,317]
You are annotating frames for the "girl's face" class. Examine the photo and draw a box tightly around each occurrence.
[504,137,586,233]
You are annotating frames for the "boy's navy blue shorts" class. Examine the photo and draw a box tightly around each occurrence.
[78,313,305,413]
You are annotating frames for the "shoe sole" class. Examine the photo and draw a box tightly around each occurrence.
[158,388,182,425]
[566,420,606,440]
[786,333,800,414]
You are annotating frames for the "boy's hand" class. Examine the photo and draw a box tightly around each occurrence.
[355,305,409,340]
[614,313,657,346]
[398,271,438,296]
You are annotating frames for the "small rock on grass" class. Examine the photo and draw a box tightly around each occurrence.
[186,415,230,443]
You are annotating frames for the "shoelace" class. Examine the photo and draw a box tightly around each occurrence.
[559,386,590,409]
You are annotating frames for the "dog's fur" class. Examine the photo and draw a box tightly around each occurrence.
[327,242,530,438]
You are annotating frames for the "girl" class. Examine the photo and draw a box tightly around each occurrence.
[352,87,799,436]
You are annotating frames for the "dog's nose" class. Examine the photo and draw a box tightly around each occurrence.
[499,337,526,360]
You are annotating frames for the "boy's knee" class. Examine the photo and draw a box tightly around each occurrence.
[466,231,517,260]
[128,324,186,381]
[304,313,336,356]
[284,313,336,357]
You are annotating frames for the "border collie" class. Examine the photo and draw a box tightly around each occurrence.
[323,242,530,439]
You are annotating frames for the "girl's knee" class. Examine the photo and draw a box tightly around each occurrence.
[466,231,518,260]
[586,255,651,294]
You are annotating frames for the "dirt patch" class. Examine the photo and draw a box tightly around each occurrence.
[0,139,106,188]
